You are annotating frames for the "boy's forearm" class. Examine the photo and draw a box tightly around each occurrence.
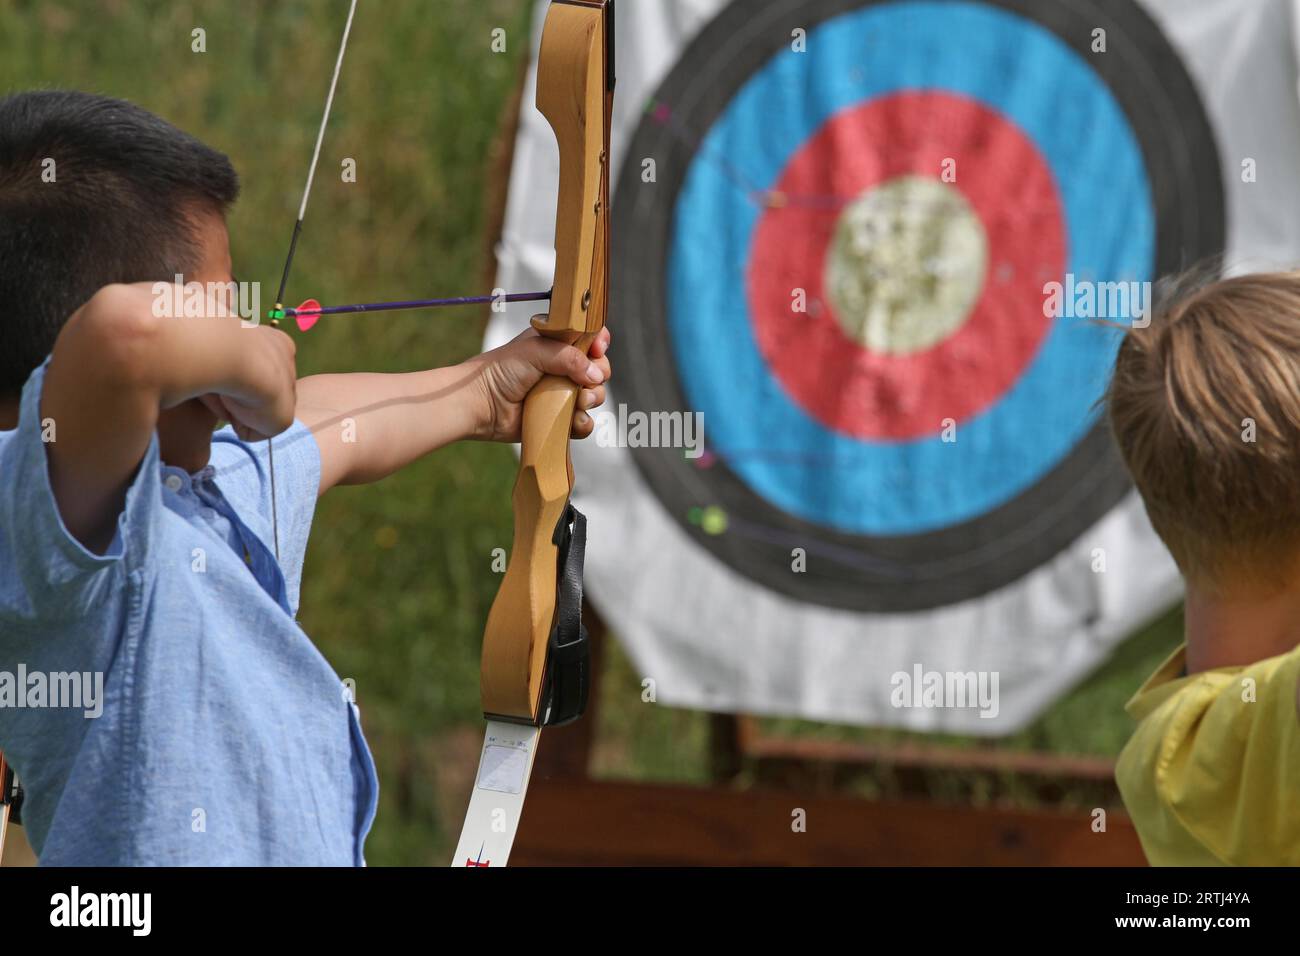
[296,365,485,490]
[63,285,272,409]
[148,310,281,411]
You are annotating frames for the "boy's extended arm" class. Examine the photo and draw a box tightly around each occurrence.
[41,284,296,554]
[295,366,486,491]
[297,326,609,494]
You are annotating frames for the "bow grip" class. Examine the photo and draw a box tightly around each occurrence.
[480,376,578,722]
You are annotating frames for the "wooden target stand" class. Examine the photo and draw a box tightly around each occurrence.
[510,603,1146,866]
[479,60,1146,869]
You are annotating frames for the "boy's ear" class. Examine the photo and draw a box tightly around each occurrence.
[187,207,235,286]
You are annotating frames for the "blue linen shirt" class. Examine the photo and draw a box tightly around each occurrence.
[0,361,378,864]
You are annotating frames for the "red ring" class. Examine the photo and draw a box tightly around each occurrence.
[747,90,1065,440]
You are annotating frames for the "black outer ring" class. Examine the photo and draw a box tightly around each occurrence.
[610,0,1224,612]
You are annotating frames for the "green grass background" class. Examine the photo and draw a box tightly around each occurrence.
[0,0,1182,864]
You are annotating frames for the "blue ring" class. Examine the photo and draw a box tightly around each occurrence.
[668,0,1152,535]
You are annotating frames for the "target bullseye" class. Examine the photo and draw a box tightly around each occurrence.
[825,175,988,357]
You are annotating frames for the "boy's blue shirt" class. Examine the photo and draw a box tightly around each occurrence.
[0,360,378,865]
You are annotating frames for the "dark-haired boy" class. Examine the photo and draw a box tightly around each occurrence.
[0,91,610,864]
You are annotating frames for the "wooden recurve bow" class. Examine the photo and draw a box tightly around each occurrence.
[452,0,615,868]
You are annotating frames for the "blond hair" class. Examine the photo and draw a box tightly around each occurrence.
[1107,268,1300,592]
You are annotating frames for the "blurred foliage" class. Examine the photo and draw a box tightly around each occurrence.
[0,0,1182,864]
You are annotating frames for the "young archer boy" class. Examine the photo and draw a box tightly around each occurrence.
[1109,268,1300,865]
[0,91,611,864]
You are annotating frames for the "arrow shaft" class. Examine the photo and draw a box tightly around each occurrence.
[288,290,552,317]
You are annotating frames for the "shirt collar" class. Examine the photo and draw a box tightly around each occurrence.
[1125,644,1192,721]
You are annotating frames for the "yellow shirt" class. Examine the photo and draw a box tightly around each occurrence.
[1116,644,1300,865]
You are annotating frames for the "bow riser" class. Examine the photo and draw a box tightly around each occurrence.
[479,0,612,725]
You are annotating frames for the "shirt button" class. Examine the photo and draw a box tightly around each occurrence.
[164,475,184,492]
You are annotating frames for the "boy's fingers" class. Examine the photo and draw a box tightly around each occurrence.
[525,316,611,352]
[529,336,606,386]
[570,408,594,439]
[586,326,612,359]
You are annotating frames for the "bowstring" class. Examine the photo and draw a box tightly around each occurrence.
[267,0,359,563]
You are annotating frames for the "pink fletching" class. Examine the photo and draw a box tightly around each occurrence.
[295,299,322,332]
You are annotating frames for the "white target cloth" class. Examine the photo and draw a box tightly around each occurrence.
[486,0,1300,733]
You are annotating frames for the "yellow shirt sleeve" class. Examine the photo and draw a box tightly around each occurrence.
[1116,644,1300,866]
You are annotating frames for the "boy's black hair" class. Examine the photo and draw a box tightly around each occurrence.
[0,90,240,398]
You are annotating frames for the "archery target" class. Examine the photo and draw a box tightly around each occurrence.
[491,0,1300,730]
[611,0,1224,612]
